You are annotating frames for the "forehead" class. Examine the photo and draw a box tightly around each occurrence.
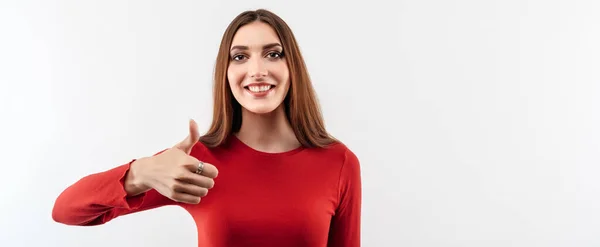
[230,21,281,48]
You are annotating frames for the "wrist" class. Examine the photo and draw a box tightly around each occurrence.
[124,157,152,196]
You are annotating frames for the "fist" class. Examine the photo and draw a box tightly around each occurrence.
[135,119,219,204]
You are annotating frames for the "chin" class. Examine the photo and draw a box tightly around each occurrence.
[241,103,282,115]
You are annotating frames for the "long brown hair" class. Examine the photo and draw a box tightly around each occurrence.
[199,9,337,149]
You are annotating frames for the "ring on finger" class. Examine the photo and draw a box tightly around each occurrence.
[196,161,204,175]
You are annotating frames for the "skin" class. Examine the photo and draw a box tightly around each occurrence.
[124,21,298,200]
[227,21,301,153]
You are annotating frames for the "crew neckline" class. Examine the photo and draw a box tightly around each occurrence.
[228,134,306,157]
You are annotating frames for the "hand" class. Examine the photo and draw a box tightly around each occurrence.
[129,119,219,204]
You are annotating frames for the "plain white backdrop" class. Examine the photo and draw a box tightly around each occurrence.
[1,0,599,246]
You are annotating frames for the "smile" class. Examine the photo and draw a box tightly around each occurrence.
[246,85,274,92]
[244,83,276,97]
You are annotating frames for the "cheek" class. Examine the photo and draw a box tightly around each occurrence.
[272,63,290,86]
[227,66,244,88]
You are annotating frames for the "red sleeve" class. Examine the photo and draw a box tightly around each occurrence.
[328,149,362,247]
[52,151,178,226]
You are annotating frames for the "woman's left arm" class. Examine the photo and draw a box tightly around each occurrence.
[328,149,362,247]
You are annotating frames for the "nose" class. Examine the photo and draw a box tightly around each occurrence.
[248,57,267,78]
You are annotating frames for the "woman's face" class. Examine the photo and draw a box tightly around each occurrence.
[227,21,290,115]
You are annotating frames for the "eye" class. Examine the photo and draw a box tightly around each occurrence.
[231,54,246,61]
[266,51,283,59]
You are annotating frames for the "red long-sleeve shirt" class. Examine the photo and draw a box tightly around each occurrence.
[52,135,362,247]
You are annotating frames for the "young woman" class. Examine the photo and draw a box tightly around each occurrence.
[52,9,362,247]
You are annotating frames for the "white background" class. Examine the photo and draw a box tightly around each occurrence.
[1,0,599,246]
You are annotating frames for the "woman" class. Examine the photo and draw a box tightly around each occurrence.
[52,9,361,247]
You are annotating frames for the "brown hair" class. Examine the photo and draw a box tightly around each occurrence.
[199,9,337,148]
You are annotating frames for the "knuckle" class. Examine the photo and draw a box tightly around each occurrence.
[166,181,175,190]
[174,171,188,180]
[170,182,183,191]
[171,193,183,202]
[177,157,187,167]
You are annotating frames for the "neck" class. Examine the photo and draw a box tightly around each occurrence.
[234,104,301,153]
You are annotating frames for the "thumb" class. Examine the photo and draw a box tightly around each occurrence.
[175,119,200,153]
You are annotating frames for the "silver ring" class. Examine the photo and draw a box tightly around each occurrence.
[196,161,204,175]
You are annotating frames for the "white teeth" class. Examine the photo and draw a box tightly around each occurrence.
[248,85,272,92]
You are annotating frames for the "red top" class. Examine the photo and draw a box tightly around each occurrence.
[52,135,362,247]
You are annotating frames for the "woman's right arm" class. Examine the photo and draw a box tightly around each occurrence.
[52,120,218,226]
[51,154,175,226]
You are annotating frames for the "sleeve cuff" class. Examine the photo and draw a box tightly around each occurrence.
[116,159,148,210]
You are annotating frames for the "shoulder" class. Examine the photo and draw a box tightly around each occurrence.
[334,142,360,175]
[325,141,361,199]
[312,140,361,169]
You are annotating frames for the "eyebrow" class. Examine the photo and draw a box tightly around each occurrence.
[230,43,282,52]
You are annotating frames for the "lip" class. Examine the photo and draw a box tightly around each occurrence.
[244,84,275,98]
[243,82,275,88]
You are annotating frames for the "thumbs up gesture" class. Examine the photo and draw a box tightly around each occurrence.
[174,118,202,154]
[127,119,219,204]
